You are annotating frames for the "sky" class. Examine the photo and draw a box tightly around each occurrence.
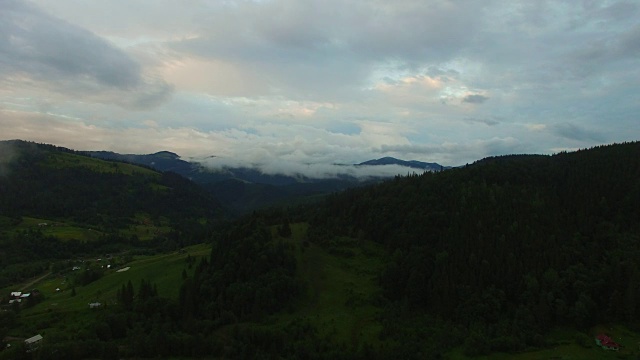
[1,0,639,175]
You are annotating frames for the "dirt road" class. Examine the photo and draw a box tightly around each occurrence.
[19,271,52,292]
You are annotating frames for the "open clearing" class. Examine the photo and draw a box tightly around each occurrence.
[262,223,385,350]
[448,325,640,359]
[7,243,210,338]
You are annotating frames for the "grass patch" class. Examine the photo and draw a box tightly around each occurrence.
[2,215,171,242]
[121,213,172,241]
[8,244,211,337]
[269,223,386,350]
[448,325,640,359]
[43,152,158,177]
[2,217,104,242]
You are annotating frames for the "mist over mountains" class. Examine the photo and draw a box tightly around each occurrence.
[87,150,447,183]
[85,149,448,212]
[2,139,640,359]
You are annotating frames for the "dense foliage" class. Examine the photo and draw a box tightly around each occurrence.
[0,141,220,227]
[310,142,640,353]
[2,141,640,359]
[0,217,312,359]
[0,140,221,290]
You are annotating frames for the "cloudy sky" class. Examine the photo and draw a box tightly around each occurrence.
[1,0,639,174]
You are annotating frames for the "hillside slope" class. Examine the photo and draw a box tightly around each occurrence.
[0,140,222,289]
[310,142,640,354]
[0,140,221,226]
[2,141,639,359]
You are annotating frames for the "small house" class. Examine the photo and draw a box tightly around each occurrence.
[596,333,620,351]
[25,334,43,351]
[10,292,21,297]
[89,302,102,309]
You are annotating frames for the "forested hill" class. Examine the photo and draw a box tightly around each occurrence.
[0,140,222,227]
[308,142,640,353]
[1,141,639,358]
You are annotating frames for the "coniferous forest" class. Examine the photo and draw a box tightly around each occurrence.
[310,142,640,355]
[1,140,640,359]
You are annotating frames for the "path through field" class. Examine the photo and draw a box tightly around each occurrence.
[19,271,52,291]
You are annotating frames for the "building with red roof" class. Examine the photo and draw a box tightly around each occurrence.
[595,333,620,351]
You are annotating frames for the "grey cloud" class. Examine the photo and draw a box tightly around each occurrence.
[0,0,172,109]
[168,0,489,99]
[552,123,605,142]
[462,94,489,104]
[121,79,174,110]
[594,1,639,23]
[464,117,500,126]
[348,1,486,62]
[618,25,640,57]
[0,0,139,87]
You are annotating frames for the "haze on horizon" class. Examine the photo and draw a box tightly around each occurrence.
[1,0,639,175]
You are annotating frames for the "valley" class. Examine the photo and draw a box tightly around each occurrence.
[1,140,639,359]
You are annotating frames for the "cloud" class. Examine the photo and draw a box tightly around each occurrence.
[464,117,500,126]
[1,0,639,173]
[462,94,489,104]
[199,158,432,180]
[0,0,172,109]
[551,123,605,142]
[162,0,491,101]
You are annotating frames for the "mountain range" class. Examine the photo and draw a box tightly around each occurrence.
[86,150,447,213]
[2,139,640,359]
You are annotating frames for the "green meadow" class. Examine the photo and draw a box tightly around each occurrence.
[247,223,387,349]
[6,220,639,359]
[0,214,171,242]
[7,244,211,339]
[13,217,103,241]
[44,152,158,177]
[448,325,640,359]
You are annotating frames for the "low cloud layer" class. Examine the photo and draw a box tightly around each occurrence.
[1,0,639,176]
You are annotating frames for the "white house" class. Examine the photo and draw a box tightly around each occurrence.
[25,334,43,351]
[89,302,102,309]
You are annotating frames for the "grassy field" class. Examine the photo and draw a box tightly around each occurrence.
[44,152,158,177]
[124,213,173,241]
[448,325,640,359]
[266,223,386,350]
[12,217,104,241]
[4,221,386,350]
[8,221,636,359]
[6,243,211,338]
[0,214,171,242]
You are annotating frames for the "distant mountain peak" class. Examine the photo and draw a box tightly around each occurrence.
[357,157,446,171]
[152,151,180,159]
